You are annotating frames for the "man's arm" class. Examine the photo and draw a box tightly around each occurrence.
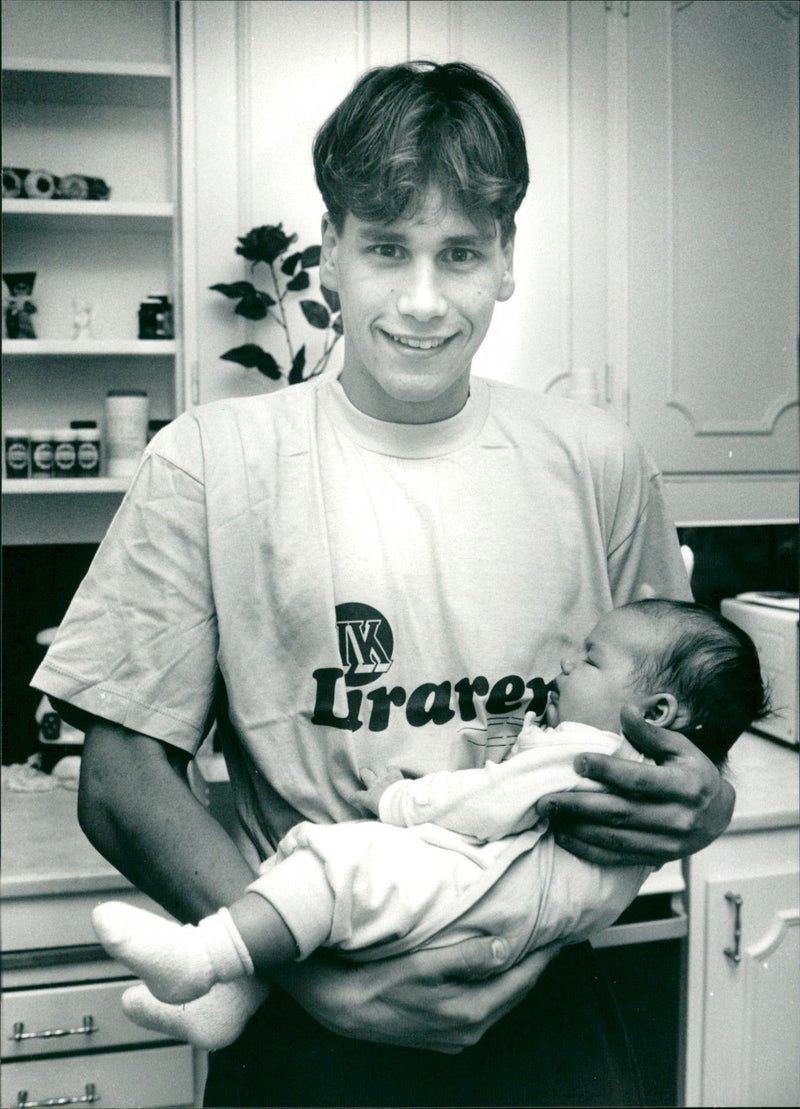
[538,705,735,866]
[78,720,256,923]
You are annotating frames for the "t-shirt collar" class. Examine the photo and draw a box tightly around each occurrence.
[321,374,490,458]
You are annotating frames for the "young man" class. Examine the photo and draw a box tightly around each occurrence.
[34,62,734,1106]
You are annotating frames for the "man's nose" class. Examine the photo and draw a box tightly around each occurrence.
[396,262,448,321]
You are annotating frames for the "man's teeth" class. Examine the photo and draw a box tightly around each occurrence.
[390,334,448,350]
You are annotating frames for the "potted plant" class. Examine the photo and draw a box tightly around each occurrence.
[211,223,342,385]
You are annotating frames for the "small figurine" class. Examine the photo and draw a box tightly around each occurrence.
[3,272,37,339]
[72,299,94,340]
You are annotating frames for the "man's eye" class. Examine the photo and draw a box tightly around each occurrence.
[444,247,478,264]
[370,244,402,259]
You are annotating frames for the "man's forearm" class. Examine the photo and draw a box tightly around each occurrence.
[78,721,255,923]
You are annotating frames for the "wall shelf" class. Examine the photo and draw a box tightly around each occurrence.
[3,477,129,496]
[2,199,174,232]
[4,339,176,356]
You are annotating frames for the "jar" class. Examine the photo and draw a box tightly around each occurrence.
[30,429,54,479]
[104,390,149,478]
[52,428,78,478]
[4,429,30,478]
[138,295,174,339]
[75,428,102,477]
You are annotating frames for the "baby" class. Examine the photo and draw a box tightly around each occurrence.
[92,599,768,1050]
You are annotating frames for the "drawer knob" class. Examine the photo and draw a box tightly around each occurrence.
[10,1015,96,1042]
[16,1082,98,1107]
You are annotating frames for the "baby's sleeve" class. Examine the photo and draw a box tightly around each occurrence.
[379,728,632,843]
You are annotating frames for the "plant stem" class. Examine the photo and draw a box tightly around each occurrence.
[267,261,295,364]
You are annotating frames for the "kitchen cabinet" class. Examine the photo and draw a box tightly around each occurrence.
[1,786,200,1109]
[1,0,182,546]
[180,0,797,525]
[682,735,800,1107]
[622,0,799,523]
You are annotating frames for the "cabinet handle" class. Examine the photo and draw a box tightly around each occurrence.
[16,1083,98,1108]
[10,1016,96,1042]
[723,890,743,964]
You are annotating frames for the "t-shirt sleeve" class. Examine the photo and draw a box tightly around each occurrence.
[31,416,219,754]
[601,427,692,606]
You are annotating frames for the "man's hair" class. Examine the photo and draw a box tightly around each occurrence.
[623,599,770,767]
[313,61,529,243]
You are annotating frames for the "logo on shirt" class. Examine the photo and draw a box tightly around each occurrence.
[336,602,394,686]
[311,601,549,735]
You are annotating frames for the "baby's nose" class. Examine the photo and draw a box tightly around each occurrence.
[560,656,575,675]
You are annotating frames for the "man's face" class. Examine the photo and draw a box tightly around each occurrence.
[547,609,654,733]
[320,190,515,423]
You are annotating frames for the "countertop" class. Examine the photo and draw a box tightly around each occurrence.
[1,733,797,903]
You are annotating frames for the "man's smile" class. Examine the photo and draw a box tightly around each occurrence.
[383,330,456,351]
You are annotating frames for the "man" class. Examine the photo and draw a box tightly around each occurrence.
[35,62,733,1106]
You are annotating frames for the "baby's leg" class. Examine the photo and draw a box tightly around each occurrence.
[92,901,254,1004]
[122,978,270,1051]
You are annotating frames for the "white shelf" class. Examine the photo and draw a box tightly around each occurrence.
[3,477,129,495]
[2,60,171,107]
[3,339,176,356]
[3,199,173,232]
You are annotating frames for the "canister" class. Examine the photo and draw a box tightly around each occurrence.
[4,429,30,478]
[52,428,78,478]
[75,427,102,477]
[30,428,54,478]
[104,390,149,478]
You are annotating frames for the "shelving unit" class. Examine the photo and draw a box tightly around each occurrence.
[2,0,181,543]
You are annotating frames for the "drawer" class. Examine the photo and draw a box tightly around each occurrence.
[0,1043,195,1109]
[2,980,172,1060]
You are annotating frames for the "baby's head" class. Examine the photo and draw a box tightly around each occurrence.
[548,599,770,766]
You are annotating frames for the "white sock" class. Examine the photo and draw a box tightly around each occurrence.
[121,978,270,1051]
[92,901,251,1005]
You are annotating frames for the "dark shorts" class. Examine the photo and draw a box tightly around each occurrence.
[203,942,644,1108]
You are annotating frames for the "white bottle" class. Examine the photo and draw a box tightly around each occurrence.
[104,390,149,478]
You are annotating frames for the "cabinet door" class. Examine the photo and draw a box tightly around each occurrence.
[702,869,800,1106]
[626,0,799,476]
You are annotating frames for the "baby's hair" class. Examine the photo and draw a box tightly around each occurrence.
[622,599,770,766]
[313,61,529,243]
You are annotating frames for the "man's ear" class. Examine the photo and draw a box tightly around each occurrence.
[497,232,516,303]
[320,214,340,292]
[640,692,689,730]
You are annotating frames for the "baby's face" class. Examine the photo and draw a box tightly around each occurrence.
[547,608,653,732]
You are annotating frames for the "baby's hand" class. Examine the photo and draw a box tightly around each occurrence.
[359,765,406,815]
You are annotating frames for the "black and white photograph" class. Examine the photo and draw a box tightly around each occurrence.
[2,2,798,1106]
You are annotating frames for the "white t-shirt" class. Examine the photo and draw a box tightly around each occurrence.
[33,373,691,859]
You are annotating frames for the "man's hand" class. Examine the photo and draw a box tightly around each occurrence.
[272,937,560,1053]
[538,704,736,866]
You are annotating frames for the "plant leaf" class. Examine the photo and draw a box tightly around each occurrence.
[235,295,268,321]
[281,252,302,276]
[220,344,282,380]
[320,284,341,312]
[332,314,344,335]
[209,281,257,299]
[300,300,330,330]
[288,345,307,384]
[286,271,310,292]
[300,245,321,268]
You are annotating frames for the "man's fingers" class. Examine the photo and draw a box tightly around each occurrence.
[541,790,694,833]
[552,828,676,866]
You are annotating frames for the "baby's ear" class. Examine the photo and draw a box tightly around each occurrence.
[640,692,681,729]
